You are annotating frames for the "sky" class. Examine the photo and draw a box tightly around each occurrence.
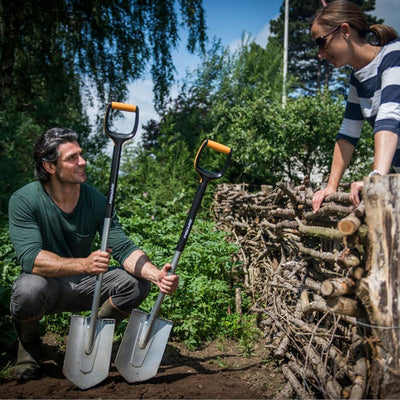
[118,0,400,144]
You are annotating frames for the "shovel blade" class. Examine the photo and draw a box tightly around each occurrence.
[115,309,173,382]
[63,315,115,390]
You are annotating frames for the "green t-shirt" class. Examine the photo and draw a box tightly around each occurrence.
[8,181,139,273]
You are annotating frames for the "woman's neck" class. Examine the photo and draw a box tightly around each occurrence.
[351,43,381,70]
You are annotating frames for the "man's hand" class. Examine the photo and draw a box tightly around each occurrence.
[157,263,179,294]
[33,249,111,277]
[349,181,363,207]
[123,250,179,293]
[84,249,111,275]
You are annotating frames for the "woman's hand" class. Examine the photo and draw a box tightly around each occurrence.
[312,187,337,213]
[349,180,364,207]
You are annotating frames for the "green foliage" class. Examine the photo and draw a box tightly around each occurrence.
[0,224,20,357]
[141,39,289,185]
[114,194,243,349]
[212,90,347,186]
[140,34,375,189]
[118,142,198,209]
[219,313,261,355]
[0,1,207,216]
[0,186,253,353]
[45,313,73,345]
[0,0,206,110]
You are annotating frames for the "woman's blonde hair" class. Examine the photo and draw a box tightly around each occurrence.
[312,0,398,46]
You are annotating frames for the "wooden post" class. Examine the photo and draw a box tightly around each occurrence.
[358,175,400,398]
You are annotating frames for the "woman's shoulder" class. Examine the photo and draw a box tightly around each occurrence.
[379,38,400,68]
[381,38,400,56]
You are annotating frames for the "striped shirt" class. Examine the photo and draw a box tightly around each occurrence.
[336,38,400,170]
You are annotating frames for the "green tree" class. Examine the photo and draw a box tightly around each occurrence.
[139,36,375,189]
[269,0,381,92]
[142,38,285,160]
[213,91,374,186]
[0,0,206,110]
[141,39,227,155]
[0,0,207,215]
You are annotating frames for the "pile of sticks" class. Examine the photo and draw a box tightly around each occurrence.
[212,181,372,399]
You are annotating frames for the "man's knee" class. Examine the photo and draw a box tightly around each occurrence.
[136,279,151,303]
[10,274,49,320]
[120,275,151,307]
[109,270,151,311]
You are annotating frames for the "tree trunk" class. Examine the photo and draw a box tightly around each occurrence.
[359,175,400,398]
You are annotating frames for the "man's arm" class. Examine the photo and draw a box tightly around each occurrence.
[32,249,110,277]
[123,249,179,294]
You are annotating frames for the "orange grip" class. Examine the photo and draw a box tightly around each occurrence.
[111,102,137,112]
[206,140,231,155]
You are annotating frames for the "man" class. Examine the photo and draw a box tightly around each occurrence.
[8,127,179,381]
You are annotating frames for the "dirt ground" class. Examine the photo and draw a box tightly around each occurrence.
[0,334,286,399]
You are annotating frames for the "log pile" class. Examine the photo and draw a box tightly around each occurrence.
[212,180,375,399]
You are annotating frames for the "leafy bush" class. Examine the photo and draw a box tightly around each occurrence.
[115,194,244,349]
[0,224,20,362]
[209,90,375,187]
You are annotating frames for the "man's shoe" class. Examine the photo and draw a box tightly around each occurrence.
[14,341,42,381]
[98,297,129,325]
[12,318,43,381]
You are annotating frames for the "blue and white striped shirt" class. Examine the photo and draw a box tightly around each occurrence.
[336,38,400,170]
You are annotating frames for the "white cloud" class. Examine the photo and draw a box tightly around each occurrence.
[126,79,157,132]
[255,22,272,48]
[227,18,274,53]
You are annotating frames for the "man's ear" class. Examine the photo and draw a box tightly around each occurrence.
[43,161,56,175]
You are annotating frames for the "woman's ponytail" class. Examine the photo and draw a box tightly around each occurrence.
[369,24,398,46]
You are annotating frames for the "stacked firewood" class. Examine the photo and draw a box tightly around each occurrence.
[212,181,372,399]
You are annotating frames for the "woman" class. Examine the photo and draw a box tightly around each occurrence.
[310,0,400,211]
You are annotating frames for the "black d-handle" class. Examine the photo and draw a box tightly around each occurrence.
[174,139,232,255]
[194,139,232,182]
[103,101,139,143]
[102,102,139,222]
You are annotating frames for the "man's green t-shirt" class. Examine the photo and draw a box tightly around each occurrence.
[8,181,139,273]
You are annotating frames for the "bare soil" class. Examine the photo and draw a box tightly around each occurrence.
[0,334,286,399]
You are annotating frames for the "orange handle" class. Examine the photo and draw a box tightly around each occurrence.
[206,140,231,155]
[111,102,137,112]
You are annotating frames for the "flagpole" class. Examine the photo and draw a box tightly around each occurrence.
[282,0,289,107]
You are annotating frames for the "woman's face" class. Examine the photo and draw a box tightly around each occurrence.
[311,22,349,68]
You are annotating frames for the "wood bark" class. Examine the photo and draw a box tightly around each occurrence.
[321,278,355,297]
[212,179,400,399]
[358,175,400,398]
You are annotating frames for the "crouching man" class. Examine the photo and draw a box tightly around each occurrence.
[8,127,179,380]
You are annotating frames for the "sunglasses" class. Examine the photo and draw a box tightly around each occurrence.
[314,25,341,49]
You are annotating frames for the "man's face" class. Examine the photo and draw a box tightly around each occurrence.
[53,141,87,184]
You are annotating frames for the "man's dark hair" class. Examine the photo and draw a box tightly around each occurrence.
[33,128,79,183]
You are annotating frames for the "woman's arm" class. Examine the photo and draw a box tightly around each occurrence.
[349,130,398,206]
[312,139,355,212]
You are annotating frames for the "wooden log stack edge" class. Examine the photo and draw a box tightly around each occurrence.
[212,177,400,399]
